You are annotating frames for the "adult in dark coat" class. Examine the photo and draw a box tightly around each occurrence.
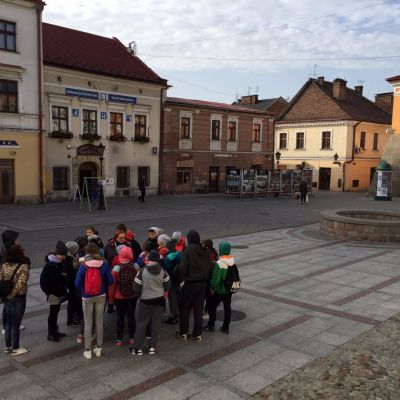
[177,230,213,341]
[299,180,308,204]
[138,175,146,203]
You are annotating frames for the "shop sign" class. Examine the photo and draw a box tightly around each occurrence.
[65,88,99,100]
[72,109,79,117]
[100,112,107,120]
[0,140,19,148]
[108,94,136,104]
[177,153,193,168]
[77,144,99,156]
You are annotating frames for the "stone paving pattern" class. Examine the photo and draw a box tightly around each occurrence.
[0,193,399,399]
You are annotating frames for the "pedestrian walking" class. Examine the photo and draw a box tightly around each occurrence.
[0,244,30,355]
[131,250,170,356]
[75,242,113,359]
[177,230,213,342]
[138,175,146,203]
[299,180,308,204]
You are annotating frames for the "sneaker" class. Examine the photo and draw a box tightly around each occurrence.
[1,329,4,335]
[148,347,156,355]
[76,334,84,344]
[164,317,179,325]
[94,346,102,358]
[203,325,215,332]
[20,325,25,331]
[67,320,80,326]
[107,305,114,314]
[47,334,60,342]
[83,350,92,360]
[56,332,66,338]
[4,347,12,354]
[202,313,210,320]
[113,339,123,347]
[190,335,202,342]
[175,332,187,341]
[130,348,143,356]
[220,327,230,334]
[12,347,29,356]
[145,336,151,340]
[128,338,135,346]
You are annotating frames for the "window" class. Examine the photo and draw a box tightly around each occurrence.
[321,131,331,149]
[0,79,17,113]
[337,179,342,188]
[279,133,287,149]
[352,180,359,188]
[0,20,16,51]
[296,132,305,149]
[253,123,261,142]
[53,167,69,190]
[82,110,97,135]
[138,167,150,186]
[211,119,220,140]
[52,106,68,132]
[228,121,237,141]
[176,168,191,184]
[180,117,191,139]
[135,114,147,138]
[373,132,379,150]
[360,131,366,149]
[116,167,130,188]
[110,112,123,138]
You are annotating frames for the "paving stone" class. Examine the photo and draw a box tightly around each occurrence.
[225,370,275,395]
[189,385,245,400]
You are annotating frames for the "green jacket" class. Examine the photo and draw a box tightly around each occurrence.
[211,256,235,295]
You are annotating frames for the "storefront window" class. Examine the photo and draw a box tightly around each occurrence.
[0,79,18,113]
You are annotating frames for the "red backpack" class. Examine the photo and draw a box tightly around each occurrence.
[84,265,102,296]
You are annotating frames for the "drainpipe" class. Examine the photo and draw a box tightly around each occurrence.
[37,6,44,203]
[342,121,361,192]
[158,87,166,195]
[271,118,275,170]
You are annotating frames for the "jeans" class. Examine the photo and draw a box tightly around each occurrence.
[300,193,307,203]
[4,295,26,349]
[115,298,137,340]
[207,293,232,330]
[82,295,106,350]
[135,301,162,349]
[179,282,206,337]
[67,292,83,323]
[168,281,180,319]
[48,304,61,335]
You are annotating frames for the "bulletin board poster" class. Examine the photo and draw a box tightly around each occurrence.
[280,170,292,193]
[269,170,281,193]
[302,169,313,191]
[292,170,302,192]
[256,170,268,193]
[376,171,392,198]
[242,169,255,194]
[226,170,241,193]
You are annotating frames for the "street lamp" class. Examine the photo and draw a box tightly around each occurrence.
[97,142,106,210]
[333,153,341,166]
[275,151,281,170]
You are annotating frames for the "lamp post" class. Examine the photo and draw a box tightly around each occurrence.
[97,142,106,210]
[333,153,341,166]
[275,151,281,170]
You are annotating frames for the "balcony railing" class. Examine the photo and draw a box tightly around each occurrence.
[79,133,101,141]
[107,135,127,142]
[133,136,150,143]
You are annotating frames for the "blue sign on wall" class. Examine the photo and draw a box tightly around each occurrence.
[100,112,107,120]
[72,109,79,117]
[108,94,136,104]
[0,140,19,147]
[126,115,132,122]
[65,88,99,100]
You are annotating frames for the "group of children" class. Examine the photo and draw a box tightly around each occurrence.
[1,224,240,358]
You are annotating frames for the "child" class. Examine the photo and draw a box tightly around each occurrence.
[204,242,235,334]
[131,250,170,355]
[65,241,81,326]
[157,234,171,257]
[172,231,185,252]
[85,226,104,249]
[142,227,162,252]
[202,239,218,317]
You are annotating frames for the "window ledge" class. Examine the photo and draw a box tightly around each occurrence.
[294,148,306,151]
[320,148,333,150]
[279,148,287,150]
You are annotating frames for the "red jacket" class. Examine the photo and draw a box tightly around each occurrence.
[108,263,138,303]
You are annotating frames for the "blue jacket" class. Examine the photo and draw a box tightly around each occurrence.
[74,259,113,298]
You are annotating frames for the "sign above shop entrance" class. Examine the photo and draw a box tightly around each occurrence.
[77,144,99,156]
[0,140,19,148]
[65,88,99,100]
[177,153,194,168]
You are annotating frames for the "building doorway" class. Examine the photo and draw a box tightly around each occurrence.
[176,168,192,193]
[209,166,219,192]
[0,160,14,204]
[319,168,331,190]
[79,162,98,196]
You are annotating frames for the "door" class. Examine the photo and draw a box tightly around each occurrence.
[319,168,331,190]
[0,160,14,204]
[79,162,98,197]
[176,168,192,193]
[209,167,219,192]
[370,167,377,183]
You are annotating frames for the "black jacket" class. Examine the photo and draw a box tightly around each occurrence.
[43,255,67,297]
[299,181,308,194]
[178,243,213,283]
[104,239,132,267]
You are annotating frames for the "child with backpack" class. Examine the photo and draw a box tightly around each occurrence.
[204,242,240,334]
[75,243,113,359]
[131,250,170,356]
[202,239,218,319]
[108,247,138,347]
[41,241,68,342]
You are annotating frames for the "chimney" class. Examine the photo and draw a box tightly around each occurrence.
[333,78,347,101]
[240,94,258,105]
[354,85,363,96]
[317,76,325,86]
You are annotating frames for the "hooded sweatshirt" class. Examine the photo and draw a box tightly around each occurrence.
[133,262,170,305]
[42,254,67,297]
[179,243,213,283]
[211,256,235,295]
[74,258,113,298]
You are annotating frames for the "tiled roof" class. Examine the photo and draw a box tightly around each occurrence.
[233,98,280,110]
[166,97,271,114]
[277,79,391,124]
[387,75,400,83]
[42,23,167,85]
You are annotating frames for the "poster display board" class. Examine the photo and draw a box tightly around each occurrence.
[269,170,281,194]
[375,170,392,200]
[280,170,292,194]
[255,170,268,194]
[225,170,241,193]
[302,169,313,191]
[242,169,255,195]
[292,170,302,192]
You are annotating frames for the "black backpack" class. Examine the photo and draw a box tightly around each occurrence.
[0,264,22,301]
[223,264,241,293]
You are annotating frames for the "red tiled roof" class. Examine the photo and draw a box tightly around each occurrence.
[387,75,400,83]
[166,97,271,115]
[42,23,167,86]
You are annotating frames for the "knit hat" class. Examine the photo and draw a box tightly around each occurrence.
[76,236,89,249]
[119,246,133,264]
[148,249,160,262]
[66,241,79,256]
[187,230,201,245]
[157,234,171,246]
[166,239,177,251]
[1,230,19,250]
[55,241,68,256]
[172,231,182,241]
[219,242,231,256]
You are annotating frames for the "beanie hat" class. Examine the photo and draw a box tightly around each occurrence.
[55,241,68,256]
[1,230,19,250]
[187,230,201,245]
[148,249,160,262]
[166,239,177,251]
[157,234,171,246]
[119,246,133,264]
[76,236,89,249]
[219,242,231,256]
[66,241,79,256]
[172,231,182,241]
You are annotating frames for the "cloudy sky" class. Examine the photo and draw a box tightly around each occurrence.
[43,0,400,103]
